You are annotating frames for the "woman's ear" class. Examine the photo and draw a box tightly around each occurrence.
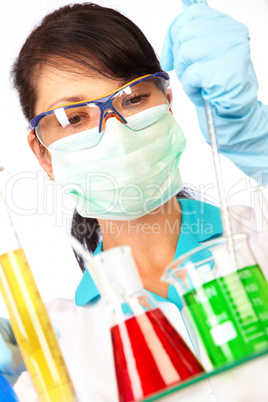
[27,133,54,180]
[166,87,173,114]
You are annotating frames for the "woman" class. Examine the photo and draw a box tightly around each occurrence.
[1,2,268,401]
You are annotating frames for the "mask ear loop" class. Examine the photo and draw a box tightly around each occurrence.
[165,83,173,111]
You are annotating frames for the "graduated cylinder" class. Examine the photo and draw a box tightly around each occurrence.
[0,179,76,401]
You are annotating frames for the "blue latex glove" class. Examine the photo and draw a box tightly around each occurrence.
[0,374,19,401]
[161,0,268,185]
[0,318,25,386]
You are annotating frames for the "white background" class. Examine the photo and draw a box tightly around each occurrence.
[0,0,268,317]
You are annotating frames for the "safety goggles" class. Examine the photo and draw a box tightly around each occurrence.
[28,72,171,150]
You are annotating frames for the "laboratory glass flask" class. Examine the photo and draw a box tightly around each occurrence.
[92,246,204,402]
[162,233,268,369]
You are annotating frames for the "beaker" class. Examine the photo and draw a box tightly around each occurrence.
[0,173,76,401]
[162,233,268,369]
[91,246,204,402]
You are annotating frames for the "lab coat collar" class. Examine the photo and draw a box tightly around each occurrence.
[75,198,223,307]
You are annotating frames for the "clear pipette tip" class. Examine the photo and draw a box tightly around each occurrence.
[203,100,237,272]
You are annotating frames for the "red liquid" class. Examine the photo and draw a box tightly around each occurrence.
[111,308,204,402]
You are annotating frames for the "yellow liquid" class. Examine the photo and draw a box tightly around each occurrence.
[0,248,76,401]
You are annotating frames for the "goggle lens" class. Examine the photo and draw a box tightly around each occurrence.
[35,75,170,149]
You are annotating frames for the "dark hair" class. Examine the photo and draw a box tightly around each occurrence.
[12,3,194,273]
[11,2,163,121]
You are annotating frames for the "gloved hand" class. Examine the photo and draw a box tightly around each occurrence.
[161,0,268,185]
[0,318,26,386]
[0,374,19,402]
[0,317,61,386]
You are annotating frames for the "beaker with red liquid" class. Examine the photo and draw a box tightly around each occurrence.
[92,246,204,402]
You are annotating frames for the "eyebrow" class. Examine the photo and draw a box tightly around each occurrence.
[47,96,86,111]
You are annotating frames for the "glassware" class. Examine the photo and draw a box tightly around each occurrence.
[252,184,268,231]
[0,173,76,401]
[91,245,204,402]
[162,233,268,369]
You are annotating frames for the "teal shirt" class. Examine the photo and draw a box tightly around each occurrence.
[75,199,223,310]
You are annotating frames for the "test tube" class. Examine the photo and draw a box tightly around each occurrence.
[0,175,76,401]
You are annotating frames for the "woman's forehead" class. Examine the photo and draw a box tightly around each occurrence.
[35,66,125,114]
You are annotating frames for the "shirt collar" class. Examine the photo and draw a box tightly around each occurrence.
[75,198,223,307]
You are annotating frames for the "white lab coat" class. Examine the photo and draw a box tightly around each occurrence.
[13,202,268,402]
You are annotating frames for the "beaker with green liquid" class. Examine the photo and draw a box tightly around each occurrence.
[162,233,268,369]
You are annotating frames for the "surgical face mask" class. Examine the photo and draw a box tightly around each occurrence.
[51,105,186,220]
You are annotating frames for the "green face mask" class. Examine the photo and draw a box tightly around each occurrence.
[51,105,186,220]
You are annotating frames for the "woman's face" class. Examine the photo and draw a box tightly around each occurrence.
[29,66,126,174]
[28,67,171,176]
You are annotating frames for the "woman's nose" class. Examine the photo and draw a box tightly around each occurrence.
[100,108,126,132]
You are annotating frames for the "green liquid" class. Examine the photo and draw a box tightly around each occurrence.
[183,265,268,368]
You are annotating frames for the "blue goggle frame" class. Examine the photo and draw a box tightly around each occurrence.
[28,72,170,134]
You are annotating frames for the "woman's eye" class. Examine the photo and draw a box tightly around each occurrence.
[129,95,143,104]
[68,114,84,125]
[124,92,151,106]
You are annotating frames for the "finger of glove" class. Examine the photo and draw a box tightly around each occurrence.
[180,44,256,108]
[0,318,16,345]
[170,4,225,39]
[171,10,249,79]
[182,0,208,9]
[0,340,26,375]
[174,12,248,49]
[0,334,12,370]
[0,330,59,380]
[180,58,241,107]
[161,26,175,71]
[161,5,225,71]
[53,326,60,340]
[0,317,59,340]
[174,28,249,80]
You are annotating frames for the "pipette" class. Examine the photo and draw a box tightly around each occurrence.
[203,101,237,271]
[182,0,237,271]
[0,168,76,401]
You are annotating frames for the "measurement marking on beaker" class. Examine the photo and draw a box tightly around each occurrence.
[234,311,254,320]
[243,326,258,334]
[218,280,249,342]
[226,290,248,298]
[223,288,247,297]
[232,298,252,306]
[223,277,241,284]
[223,280,241,288]
[246,332,265,341]
[234,304,255,312]
[226,295,252,310]
[236,313,256,322]
[241,317,258,325]
[227,299,253,315]
[223,293,247,303]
